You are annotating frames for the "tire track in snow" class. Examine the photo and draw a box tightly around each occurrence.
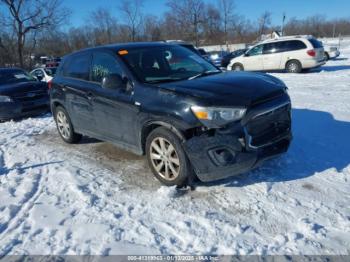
[0,154,45,256]
[0,147,6,176]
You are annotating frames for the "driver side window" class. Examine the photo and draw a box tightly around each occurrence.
[91,52,123,84]
[247,45,263,56]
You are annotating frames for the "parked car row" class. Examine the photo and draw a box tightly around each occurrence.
[3,36,332,185]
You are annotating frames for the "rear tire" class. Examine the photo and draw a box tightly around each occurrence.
[324,52,330,61]
[146,127,193,186]
[286,60,302,73]
[232,63,244,71]
[54,106,82,144]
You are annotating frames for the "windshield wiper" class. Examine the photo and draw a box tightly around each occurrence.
[146,78,183,84]
[188,70,221,80]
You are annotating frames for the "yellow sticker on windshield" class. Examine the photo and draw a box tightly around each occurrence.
[118,50,128,55]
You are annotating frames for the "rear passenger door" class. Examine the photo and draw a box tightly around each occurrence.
[60,52,98,134]
[89,51,139,148]
[262,42,283,70]
[280,40,307,66]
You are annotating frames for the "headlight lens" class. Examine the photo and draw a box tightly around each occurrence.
[0,95,13,102]
[191,106,246,127]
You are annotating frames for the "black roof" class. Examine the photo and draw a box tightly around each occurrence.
[66,42,175,58]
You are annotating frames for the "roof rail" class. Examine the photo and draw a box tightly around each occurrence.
[260,35,314,43]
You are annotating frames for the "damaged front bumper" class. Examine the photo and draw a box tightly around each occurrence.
[183,96,292,182]
[184,132,291,182]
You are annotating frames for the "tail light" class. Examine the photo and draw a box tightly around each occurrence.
[48,80,53,89]
[307,50,316,57]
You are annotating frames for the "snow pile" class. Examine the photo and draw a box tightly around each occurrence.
[0,48,350,255]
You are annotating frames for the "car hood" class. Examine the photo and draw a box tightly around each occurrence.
[160,72,287,107]
[0,81,47,96]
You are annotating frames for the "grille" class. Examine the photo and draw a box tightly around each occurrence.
[246,104,291,148]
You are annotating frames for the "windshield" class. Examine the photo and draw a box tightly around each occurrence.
[119,45,220,84]
[0,69,37,85]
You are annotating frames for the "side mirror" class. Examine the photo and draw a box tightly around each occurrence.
[244,53,250,57]
[102,74,126,90]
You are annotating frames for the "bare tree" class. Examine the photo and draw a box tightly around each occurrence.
[218,0,234,47]
[258,11,272,37]
[88,8,118,45]
[167,0,205,46]
[120,0,144,42]
[0,0,69,67]
[143,15,162,41]
[203,4,222,45]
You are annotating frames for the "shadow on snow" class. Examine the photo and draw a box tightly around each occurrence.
[0,161,63,176]
[310,65,350,72]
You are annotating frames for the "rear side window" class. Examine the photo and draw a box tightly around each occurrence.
[263,43,280,54]
[91,52,123,84]
[278,40,307,52]
[309,38,323,48]
[62,53,91,81]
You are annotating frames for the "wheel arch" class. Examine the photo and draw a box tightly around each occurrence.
[324,51,330,60]
[141,121,186,155]
[232,62,244,71]
[51,101,65,115]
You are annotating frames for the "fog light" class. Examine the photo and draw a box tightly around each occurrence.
[210,148,236,166]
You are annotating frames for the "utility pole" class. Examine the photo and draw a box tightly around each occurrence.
[281,12,286,36]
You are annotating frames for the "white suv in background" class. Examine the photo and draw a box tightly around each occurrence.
[227,36,326,73]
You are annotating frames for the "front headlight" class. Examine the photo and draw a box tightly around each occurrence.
[0,95,13,102]
[191,106,246,128]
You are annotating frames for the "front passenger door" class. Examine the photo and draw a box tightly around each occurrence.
[243,45,264,71]
[262,42,283,70]
[90,51,139,148]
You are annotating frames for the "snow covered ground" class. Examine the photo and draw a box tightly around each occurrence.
[1,46,350,256]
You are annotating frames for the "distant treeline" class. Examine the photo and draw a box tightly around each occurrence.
[1,0,350,68]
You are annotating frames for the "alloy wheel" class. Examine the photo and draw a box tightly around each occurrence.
[149,137,180,181]
[56,111,71,140]
[288,63,298,73]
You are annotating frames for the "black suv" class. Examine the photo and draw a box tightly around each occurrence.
[50,43,292,186]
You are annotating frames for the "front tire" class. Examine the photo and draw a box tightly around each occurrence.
[54,106,82,144]
[286,60,302,73]
[146,127,192,186]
